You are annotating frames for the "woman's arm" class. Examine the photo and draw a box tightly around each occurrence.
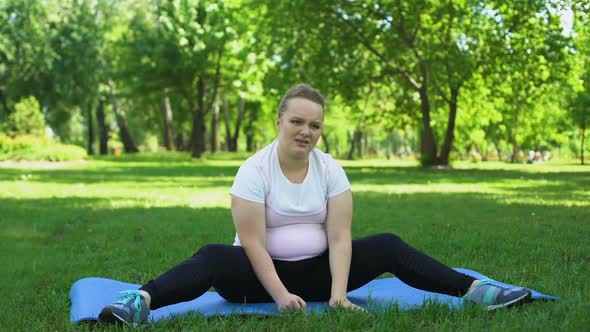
[326,190,363,311]
[231,196,306,311]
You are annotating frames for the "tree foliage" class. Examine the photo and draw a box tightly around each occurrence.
[0,0,588,163]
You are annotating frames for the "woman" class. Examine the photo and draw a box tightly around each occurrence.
[99,84,531,327]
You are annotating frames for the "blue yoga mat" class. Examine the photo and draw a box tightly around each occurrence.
[70,268,558,323]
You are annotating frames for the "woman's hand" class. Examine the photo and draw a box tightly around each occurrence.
[329,297,366,312]
[276,292,307,312]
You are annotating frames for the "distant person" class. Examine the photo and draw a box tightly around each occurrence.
[99,84,532,327]
[470,149,482,162]
[543,151,552,161]
[527,150,535,164]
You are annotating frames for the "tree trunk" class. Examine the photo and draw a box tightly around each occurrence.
[162,93,175,151]
[418,87,438,165]
[244,102,260,152]
[86,102,95,155]
[229,98,245,152]
[109,79,139,153]
[509,110,521,163]
[175,133,187,151]
[221,96,245,152]
[347,96,371,160]
[321,132,330,153]
[190,77,206,158]
[347,130,355,160]
[190,105,205,158]
[482,144,489,161]
[355,129,363,158]
[510,145,519,163]
[494,141,503,161]
[348,128,362,159]
[114,104,139,153]
[210,104,219,153]
[581,125,586,165]
[0,89,11,121]
[96,99,108,155]
[222,95,232,151]
[438,87,459,165]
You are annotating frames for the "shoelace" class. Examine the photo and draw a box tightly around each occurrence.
[116,290,143,324]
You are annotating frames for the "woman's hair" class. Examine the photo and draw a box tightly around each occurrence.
[278,84,325,118]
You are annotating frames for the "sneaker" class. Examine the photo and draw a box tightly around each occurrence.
[99,290,150,327]
[463,278,532,311]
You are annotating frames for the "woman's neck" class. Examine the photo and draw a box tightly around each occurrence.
[277,147,309,183]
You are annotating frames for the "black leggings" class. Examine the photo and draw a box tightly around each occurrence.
[141,233,476,309]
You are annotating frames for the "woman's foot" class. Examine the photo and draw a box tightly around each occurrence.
[99,290,150,327]
[463,278,532,310]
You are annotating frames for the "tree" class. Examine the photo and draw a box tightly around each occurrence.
[119,0,230,158]
[261,1,573,165]
[0,0,55,120]
[44,0,105,153]
[484,2,572,162]
[214,2,271,153]
[259,1,483,165]
[96,98,109,154]
[569,2,590,165]
[571,87,589,164]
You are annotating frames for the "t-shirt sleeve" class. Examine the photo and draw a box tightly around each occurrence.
[229,159,266,204]
[326,155,351,197]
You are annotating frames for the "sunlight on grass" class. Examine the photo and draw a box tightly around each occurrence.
[1,179,232,208]
[496,196,589,207]
[451,160,589,173]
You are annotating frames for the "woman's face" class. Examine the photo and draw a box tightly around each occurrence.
[276,97,324,160]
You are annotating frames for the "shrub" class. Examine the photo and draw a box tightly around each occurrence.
[1,97,46,136]
[0,134,87,161]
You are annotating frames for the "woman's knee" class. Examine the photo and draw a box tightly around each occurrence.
[194,243,249,274]
[353,232,404,256]
[193,244,227,266]
[369,232,409,253]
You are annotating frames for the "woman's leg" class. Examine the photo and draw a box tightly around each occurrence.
[140,244,272,309]
[258,233,476,302]
[346,233,476,297]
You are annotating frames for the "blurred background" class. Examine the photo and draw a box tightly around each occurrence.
[0,0,588,165]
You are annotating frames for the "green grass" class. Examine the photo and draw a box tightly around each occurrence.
[1,154,588,331]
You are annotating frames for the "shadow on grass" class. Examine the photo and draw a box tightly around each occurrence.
[0,196,234,245]
[0,163,240,186]
[497,182,590,203]
[344,165,590,188]
[89,151,250,163]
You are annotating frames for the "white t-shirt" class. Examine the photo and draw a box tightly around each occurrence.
[230,139,351,261]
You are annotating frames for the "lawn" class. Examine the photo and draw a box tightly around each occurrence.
[0,154,588,331]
